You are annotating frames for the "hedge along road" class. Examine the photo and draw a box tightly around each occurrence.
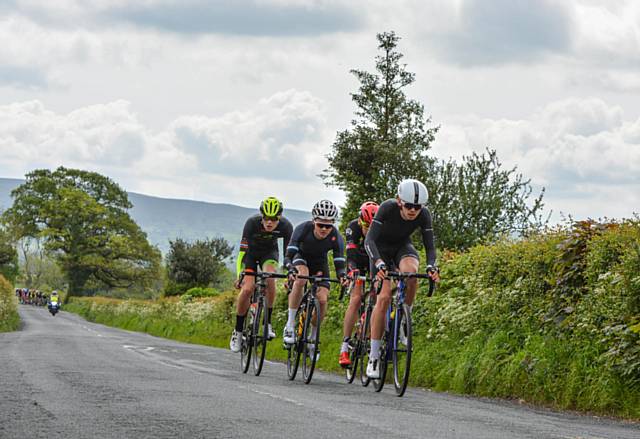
[1,306,638,439]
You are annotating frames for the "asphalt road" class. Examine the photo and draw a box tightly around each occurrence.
[1,305,638,439]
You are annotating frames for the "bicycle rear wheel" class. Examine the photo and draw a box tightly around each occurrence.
[252,295,268,376]
[392,304,412,396]
[240,304,254,373]
[301,298,320,384]
[286,306,304,380]
[345,338,358,383]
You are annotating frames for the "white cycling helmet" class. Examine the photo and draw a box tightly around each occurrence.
[312,199,338,221]
[397,179,428,205]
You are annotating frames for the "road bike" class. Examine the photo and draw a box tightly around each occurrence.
[285,275,341,384]
[339,272,376,386]
[239,270,288,376]
[368,271,435,396]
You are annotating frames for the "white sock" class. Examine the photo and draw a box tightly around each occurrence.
[286,308,297,328]
[341,341,349,353]
[370,339,381,360]
[407,305,413,314]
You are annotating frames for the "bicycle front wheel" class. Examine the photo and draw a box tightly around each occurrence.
[301,298,320,384]
[392,304,412,397]
[373,323,389,392]
[286,306,304,380]
[252,295,268,376]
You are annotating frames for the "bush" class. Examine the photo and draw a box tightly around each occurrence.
[0,274,19,332]
[184,287,220,298]
[412,219,640,418]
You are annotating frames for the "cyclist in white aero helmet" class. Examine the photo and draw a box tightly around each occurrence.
[363,179,440,379]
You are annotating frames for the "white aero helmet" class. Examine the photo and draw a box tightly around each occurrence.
[312,199,338,221]
[397,179,428,205]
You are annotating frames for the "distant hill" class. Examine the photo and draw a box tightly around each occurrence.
[0,177,310,254]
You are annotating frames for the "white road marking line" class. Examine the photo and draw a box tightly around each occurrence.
[245,387,304,407]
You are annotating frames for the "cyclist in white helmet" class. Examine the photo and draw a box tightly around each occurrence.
[282,200,349,359]
[364,179,440,379]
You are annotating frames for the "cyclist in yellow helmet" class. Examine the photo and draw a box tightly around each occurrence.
[230,197,293,352]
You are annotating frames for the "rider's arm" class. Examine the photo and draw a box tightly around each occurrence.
[236,219,252,277]
[364,209,386,264]
[345,221,360,271]
[420,208,437,267]
[332,231,347,278]
[283,222,305,269]
[281,217,294,256]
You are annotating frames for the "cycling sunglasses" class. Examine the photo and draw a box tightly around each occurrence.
[402,202,423,211]
[314,222,334,230]
[262,215,281,222]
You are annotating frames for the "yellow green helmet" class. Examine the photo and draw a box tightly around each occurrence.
[260,196,283,217]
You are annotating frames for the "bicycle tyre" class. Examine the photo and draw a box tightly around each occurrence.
[240,304,253,373]
[392,304,412,397]
[359,309,372,387]
[286,306,304,380]
[252,295,268,376]
[373,323,389,392]
[302,298,320,384]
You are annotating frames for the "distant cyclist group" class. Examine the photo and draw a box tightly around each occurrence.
[16,288,61,316]
[16,288,55,306]
[229,178,440,394]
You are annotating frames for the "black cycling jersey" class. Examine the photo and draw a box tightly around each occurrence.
[345,219,370,271]
[284,221,346,277]
[239,214,293,254]
[364,199,436,266]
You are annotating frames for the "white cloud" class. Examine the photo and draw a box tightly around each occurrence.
[0,90,341,210]
[432,97,640,220]
[573,1,640,68]
[169,89,329,180]
[0,100,147,168]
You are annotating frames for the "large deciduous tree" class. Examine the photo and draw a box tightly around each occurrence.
[3,167,161,296]
[323,31,546,250]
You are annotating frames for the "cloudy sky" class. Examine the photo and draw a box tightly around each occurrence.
[1,0,639,220]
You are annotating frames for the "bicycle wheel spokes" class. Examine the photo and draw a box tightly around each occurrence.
[240,305,253,374]
[392,304,412,397]
[286,307,304,380]
[301,299,320,384]
[252,296,268,376]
